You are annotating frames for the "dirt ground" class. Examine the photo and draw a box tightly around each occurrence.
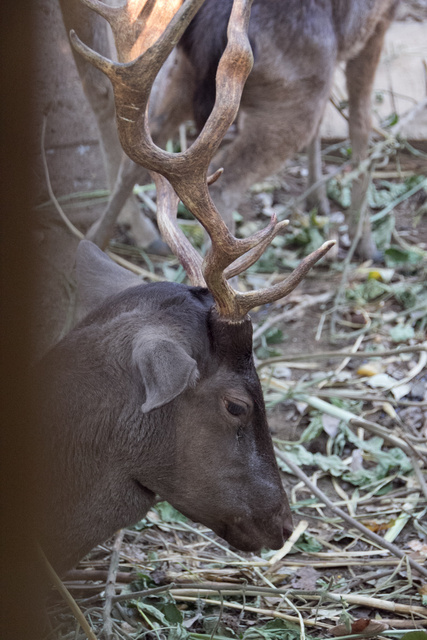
[41,126,427,640]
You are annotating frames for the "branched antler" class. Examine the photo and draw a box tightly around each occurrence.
[72,0,334,321]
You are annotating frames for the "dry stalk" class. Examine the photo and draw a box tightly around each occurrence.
[410,454,427,501]
[375,619,427,628]
[102,529,125,640]
[41,116,84,241]
[39,546,98,640]
[258,343,427,367]
[171,590,427,617]
[274,448,427,580]
[171,595,333,629]
[321,593,427,616]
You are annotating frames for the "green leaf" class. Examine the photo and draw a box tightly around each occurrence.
[132,600,189,640]
[278,421,412,489]
[155,501,188,523]
[346,279,390,303]
[305,227,325,254]
[313,452,350,476]
[384,246,424,268]
[131,573,156,590]
[277,444,349,477]
[169,626,189,640]
[393,283,425,309]
[250,246,279,273]
[294,532,323,553]
[161,602,184,624]
[341,425,412,479]
[299,414,324,442]
[368,179,414,209]
[372,212,395,250]
[389,323,415,343]
[400,633,427,640]
[327,178,351,208]
[132,600,169,627]
[203,616,237,638]
[381,112,399,128]
[362,278,390,301]
[265,327,284,345]
[276,444,317,472]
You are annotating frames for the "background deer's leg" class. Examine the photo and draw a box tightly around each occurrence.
[88,47,196,252]
[208,76,333,233]
[346,13,394,260]
[306,125,330,216]
[59,0,162,251]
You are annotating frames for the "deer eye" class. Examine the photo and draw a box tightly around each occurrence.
[224,399,247,417]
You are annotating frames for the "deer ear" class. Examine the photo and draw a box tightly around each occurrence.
[75,240,141,318]
[133,336,199,413]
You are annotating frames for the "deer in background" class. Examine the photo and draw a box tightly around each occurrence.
[60,0,399,260]
[37,0,335,574]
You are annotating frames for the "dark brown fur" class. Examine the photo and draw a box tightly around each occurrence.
[37,241,292,574]
[167,0,399,258]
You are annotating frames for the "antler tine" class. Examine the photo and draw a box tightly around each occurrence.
[70,0,207,170]
[79,1,193,63]
[151,173,205,287]
[224,220,289,280]
[79,0,123,26]
[229,240,336,319]
[70,31,117,78]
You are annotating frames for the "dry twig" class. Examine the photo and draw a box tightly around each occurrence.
[102,529,125,639]
[274,448,427,579]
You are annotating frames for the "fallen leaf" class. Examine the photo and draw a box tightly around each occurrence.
[273,365,292,379]
[367,268,394,283]
[322,414,341,437]
[350,449,364,471]
[295,401,308,415]
[331,619,389,637]
[391,382,412,400]
[357,363,383,377]
[390,324,415,343]
[290,566,320,590]
[352,619,374,633]
[366,373,396,389]
[362,519,395,533]
[382,402,398,419]
[408,540,427,557]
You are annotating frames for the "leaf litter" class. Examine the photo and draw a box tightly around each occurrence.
[43,115,427,640]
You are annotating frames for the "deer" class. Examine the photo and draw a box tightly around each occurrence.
[36,0,336,575]
[59,0,399,261]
